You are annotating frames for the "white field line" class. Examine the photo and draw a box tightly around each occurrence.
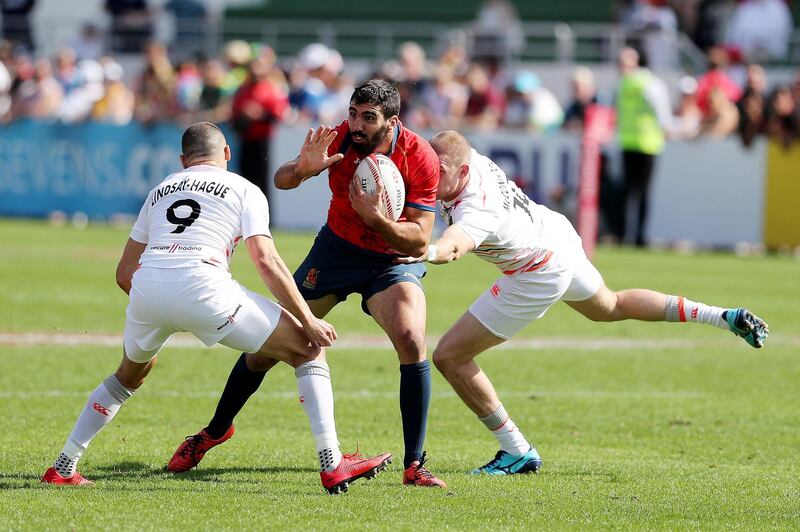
[0,331,778,351]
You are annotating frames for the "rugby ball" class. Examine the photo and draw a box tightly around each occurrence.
[355,154,405,221]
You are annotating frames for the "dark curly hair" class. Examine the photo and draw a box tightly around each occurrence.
[350,79,401,119]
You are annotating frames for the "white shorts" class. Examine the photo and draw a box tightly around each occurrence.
[123,266,282,363]
[469,215,604,339]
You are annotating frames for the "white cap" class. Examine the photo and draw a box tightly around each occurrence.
[299,43,330,71]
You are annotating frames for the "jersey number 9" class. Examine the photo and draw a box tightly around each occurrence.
[167,199,202,234]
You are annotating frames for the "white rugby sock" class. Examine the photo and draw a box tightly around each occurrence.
[665,296,727,329]
[479,403,531,456]
[296,360,342,472]
[54,375,134,477]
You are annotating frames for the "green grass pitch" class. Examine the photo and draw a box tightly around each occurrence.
[0,219,798,530]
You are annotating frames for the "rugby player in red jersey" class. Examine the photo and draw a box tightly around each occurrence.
[167,79,447,488]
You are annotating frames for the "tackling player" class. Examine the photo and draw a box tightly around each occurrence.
[167,80,447,487]
[406,130,769,475]
[41,122,391,494]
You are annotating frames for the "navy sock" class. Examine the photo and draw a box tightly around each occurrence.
[205,353,267,439]
[399,360,431,468]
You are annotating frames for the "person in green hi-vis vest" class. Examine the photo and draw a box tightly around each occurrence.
[616,47,673,247]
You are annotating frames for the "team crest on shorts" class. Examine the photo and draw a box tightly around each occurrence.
[491,283,501,297]
[303,268,319,289]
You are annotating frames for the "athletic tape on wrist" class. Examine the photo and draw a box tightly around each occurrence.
[426,244,438,262]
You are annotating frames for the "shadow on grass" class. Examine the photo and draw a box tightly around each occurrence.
[0,462,320,491]
[0,472,43,490]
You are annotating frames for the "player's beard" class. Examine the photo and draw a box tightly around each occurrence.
[350,123,391,155]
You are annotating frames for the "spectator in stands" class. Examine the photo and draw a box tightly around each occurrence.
[193,58,229,123]
[696,46,742,117]
[765,84,798,148]
[106,0,152,54]
[288,43,347,124]
[12,57,62,119]
[69,23,105,61]
[54,48,82,97]
[502,71,563,132]
[220,40,251,96]
[672,75,702,140]
[738,87,767,147]
[287,43,346,124]
[616,47,671,247]
[92,58,134,125]
[175,58,203,112]
[316,56,354,126]
[1,0,35,52]
[421,64,468,129]
[562,66,598,131]
[8,48,33,100]
[0,53,10,121]
[164,0,207,57]
[737,64,769,147]
[59,59,105,124]
[463,63,504,130]
[231,50,289,199]
[134,41,176,123]
[394,41,430,129]
[699,86,740,137]
[725,0,794,62]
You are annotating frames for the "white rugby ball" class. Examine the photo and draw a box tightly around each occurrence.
[355,154,406,221]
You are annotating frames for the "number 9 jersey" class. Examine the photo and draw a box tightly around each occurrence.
[130,165,271,270]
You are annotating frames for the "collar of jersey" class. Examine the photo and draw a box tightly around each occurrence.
[185,164,226,172]
[388,121,401,155]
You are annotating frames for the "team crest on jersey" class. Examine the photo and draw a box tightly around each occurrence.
[303,268,319,289]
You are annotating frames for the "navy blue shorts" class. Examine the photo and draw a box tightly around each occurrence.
[293,225,426,315]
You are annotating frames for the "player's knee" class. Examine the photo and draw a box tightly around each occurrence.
[287,341,325,368]
[432,342,468,375]
[432,348,452,374]
[393,328,426,364]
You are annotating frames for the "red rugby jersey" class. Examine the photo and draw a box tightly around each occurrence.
[324,120,439,254]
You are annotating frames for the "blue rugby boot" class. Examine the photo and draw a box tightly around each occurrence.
[725,308,769,348]
[470,447,542,475]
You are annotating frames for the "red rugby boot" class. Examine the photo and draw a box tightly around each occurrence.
[320,451,392,494]
[41,467,94,486]
[403,452,447,488]
[167,425,235,472]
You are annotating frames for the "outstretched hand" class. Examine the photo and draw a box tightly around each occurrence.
[296,125,345,179]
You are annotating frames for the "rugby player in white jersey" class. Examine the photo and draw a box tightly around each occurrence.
[41,122,391,494]
[403,130,768,475]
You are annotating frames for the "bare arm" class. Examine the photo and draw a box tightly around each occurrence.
[348,177,435,257]
[426,224,476,264]
[245,235,337,346]
[116,238,147,294]
[396,224,476,265]
[274,125,344,190]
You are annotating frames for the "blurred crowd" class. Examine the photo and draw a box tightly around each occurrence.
[0,0,797,148]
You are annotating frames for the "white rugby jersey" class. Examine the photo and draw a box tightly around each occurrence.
[439,149,556,275]
[130,165,271,269]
